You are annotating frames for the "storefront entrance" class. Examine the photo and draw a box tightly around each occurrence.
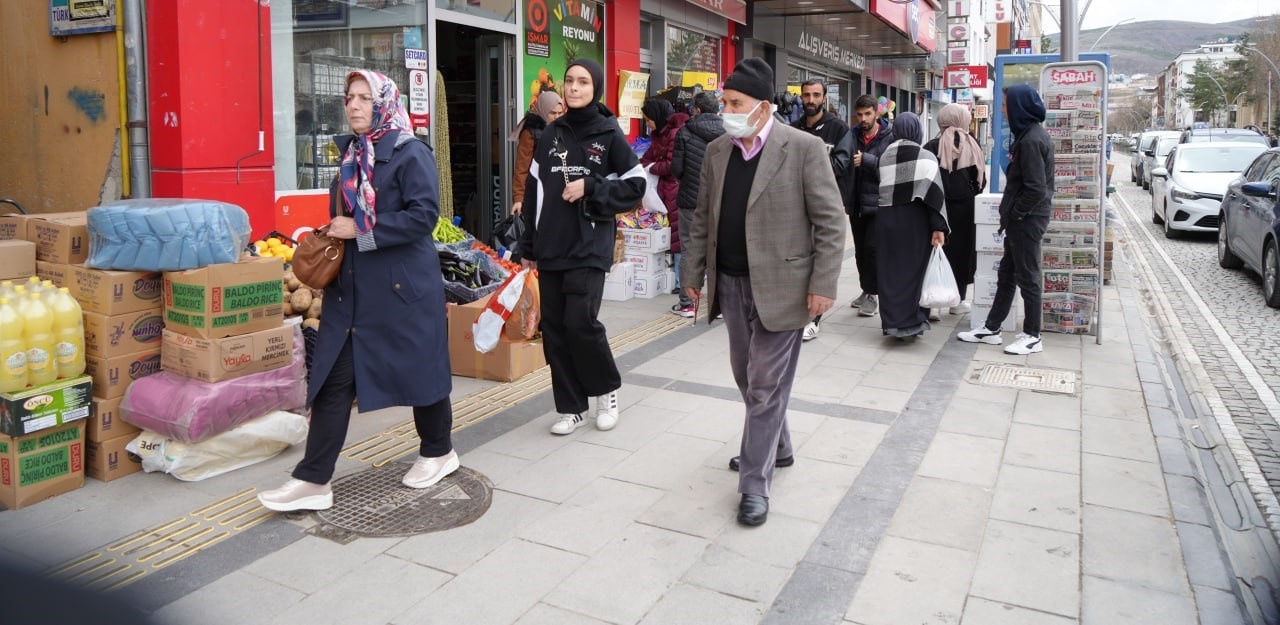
[437,22,516,246]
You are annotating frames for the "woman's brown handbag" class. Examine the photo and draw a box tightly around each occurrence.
[292,225,345,289]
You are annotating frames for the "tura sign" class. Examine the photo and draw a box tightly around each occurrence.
[796,31,866,71]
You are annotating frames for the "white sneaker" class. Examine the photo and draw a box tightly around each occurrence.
[802,321,820,342]
[949,301,971,315]
[595,391,619,431]
[1003,333,1043,355]
[257,479,333,512]
[928,309,941,321]
[402,450,461,489]
[957,327,1003,345]
[551,413,586,435]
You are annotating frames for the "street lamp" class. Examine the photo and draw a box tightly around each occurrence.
[1200,71,1231,127]
[1089,18,1134,52]
[1243,45,1279,134]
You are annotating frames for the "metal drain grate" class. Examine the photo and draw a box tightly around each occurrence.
[974,363,1078,394]
[314,465,493,537]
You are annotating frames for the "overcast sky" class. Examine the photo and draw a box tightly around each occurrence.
[1039,0,1277,34]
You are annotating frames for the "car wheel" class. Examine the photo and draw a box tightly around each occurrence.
[1218,216,1244,269]
[1265,239,1280,308]
[1163,212,1182,239]
[1152,199,1164,225]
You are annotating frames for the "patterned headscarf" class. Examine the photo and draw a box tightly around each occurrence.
[339,70,414,234]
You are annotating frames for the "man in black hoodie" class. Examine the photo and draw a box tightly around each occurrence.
[958,84,1054,355]
[670,91,725,316]
[850,94,895,317]
[793,79,854,341]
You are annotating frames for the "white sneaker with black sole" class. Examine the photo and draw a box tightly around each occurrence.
[550,413,586,435]
[594,391,619,431]
[957,327,1003,345]
[802,321,820,342]
[1003,333,1043,355]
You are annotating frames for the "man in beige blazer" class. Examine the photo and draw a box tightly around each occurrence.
[681,58,846,526]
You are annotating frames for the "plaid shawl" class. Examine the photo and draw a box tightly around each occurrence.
[877,140,948,224]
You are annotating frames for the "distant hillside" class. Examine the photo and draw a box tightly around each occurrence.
[1045,17,1278,77]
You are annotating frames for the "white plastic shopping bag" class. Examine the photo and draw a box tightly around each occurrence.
[473,269,528,353]
[920,246,962,308]
[126,411,309,482]
[641,166,667,214]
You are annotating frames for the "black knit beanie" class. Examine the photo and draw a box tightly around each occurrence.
[723,58,774,103]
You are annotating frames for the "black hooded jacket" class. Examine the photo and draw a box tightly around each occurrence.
[518,90,645,272]
[794,111,855,209]
[1000,84,1054,226]
[671,113,726,209]
[852,118,896,217]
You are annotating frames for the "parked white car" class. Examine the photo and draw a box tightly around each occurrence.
[1149,142,1268,238]
[1142,133,1182,191]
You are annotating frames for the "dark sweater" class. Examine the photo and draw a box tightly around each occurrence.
[716,148,759,276]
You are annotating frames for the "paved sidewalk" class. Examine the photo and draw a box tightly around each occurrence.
[0,250,1260,624]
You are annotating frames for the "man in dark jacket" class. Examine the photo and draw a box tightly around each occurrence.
[670,91,725,316]
[793,79,854,341]
[958,84,1054,355]
[850,94,895,317]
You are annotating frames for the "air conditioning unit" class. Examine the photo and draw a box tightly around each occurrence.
[915,71,929,91]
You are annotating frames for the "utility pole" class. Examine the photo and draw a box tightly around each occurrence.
[1060,0,1078,62]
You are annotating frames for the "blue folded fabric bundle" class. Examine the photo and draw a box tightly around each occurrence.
[86,199,252,271]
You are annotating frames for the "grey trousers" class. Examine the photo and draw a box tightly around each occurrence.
[717,273,803,498]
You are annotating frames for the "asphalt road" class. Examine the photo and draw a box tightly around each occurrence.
[1111,151,1280,491]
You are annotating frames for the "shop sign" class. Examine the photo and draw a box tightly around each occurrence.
[682,0,746,25]
[405,48,428,70]
[949,64,987,88]
[408,70,430,115]
[947,46,970,65]
[796,30,866,71]
[404,26,423,50]
[50,0,116,36]
[974,104,989,119]
[682,71,718,91]
[992,0,1011,23]
[945,68,971,89]
[956,88,974,103]
[869,0,938,52]
[948,0,970,18]
[274,191,330,243]
[948,23,969,43]
[522,0,605,109]
[617,70,650,127]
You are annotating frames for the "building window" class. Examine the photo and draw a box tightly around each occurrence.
[665,25,720,91]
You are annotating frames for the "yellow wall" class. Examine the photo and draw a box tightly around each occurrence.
[0,3,122,215]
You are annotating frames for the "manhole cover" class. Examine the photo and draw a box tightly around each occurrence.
[973,363,1078,395]
[314,464,493,537]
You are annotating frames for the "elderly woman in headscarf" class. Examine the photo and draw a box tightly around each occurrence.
[874,112,950,341]
[640,97,689,299]
[924,103,987,315]
[511,91,566,216]
[259,70,457,512]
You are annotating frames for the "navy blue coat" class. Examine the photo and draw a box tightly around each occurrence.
[308,130,451,412]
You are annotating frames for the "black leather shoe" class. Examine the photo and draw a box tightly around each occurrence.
[728,455,795,472]
[738,494,769,526]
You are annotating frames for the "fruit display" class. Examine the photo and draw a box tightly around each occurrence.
[282,269,322,331]
[254,236,295,262]
[433,219,470,244]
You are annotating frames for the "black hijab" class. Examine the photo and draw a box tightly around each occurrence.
[562,59,616,132]
[642,99,674,133]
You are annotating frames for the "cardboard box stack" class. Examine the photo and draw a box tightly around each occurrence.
[971,194,1018,332]
[447,292,547,382]
[37,261,164,482]
[618,227,673,299]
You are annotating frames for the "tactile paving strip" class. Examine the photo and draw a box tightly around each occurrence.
[974,363,1078,395]
[315,465,492,537]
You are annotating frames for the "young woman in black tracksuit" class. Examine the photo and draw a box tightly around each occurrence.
[519,59,646,435]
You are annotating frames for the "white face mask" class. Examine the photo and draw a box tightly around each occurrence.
[723,102,765,138]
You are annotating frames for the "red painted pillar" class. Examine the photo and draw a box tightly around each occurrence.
[147,1,276,239]
[606,0,642,139]
[721,22,738,81]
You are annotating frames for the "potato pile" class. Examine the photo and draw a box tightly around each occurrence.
[282,269,322,330]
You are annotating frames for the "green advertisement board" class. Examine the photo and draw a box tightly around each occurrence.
[522,0,606,109]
